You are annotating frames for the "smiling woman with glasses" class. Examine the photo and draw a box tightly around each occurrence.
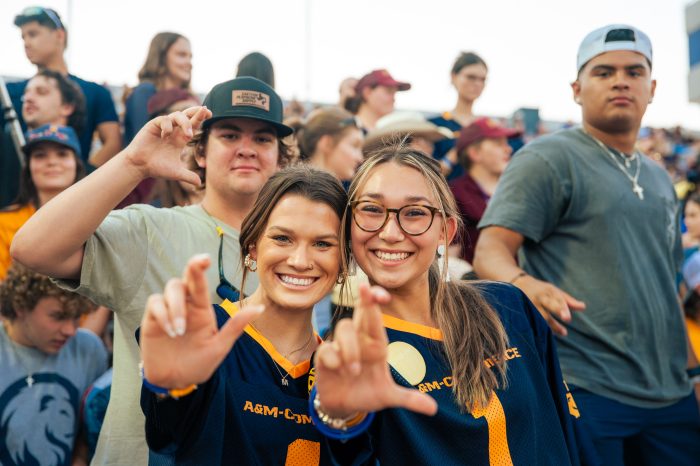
[139,166,351,465]
[309,144,586,465]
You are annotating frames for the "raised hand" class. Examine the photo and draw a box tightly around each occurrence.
[516,275,585,336]
[124,106,212,186]
[314,283,438,419]
[140,254,263,389]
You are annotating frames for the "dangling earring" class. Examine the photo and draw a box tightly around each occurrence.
[244,254,257,272]
[347,254,358,276]
[336,273,346,285]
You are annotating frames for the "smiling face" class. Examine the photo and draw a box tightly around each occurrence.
[351,162,453,291]
[28,142,78,195]
[13,297,79,354]
[249,194,341,312]
[165,37,192,87]
[572,50,655,134]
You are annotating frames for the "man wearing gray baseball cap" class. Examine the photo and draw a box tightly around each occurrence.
[475,25,700,465]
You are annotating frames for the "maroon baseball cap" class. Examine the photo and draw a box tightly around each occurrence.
[355,69,411,93]
[456,117,521,153]
[147,88,201,118]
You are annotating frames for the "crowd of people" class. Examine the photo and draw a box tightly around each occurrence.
[1,5,699,466]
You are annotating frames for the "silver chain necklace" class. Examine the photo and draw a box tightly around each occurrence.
[582,129,644,200]
[249,321,314,387]
[3,325,45,387]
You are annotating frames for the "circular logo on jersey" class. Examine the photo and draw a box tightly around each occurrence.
[387,342,426,386]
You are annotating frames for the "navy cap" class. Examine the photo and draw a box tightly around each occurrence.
[23,124,81,158]
[202,77,293,137]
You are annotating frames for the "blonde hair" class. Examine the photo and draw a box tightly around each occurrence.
[342,143,508,409]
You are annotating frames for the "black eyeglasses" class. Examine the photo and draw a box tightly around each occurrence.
[350,200,442,236]
[214,226,241,302]
[19,7,64,29]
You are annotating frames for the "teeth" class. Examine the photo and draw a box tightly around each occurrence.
[374,251,409,261]
[280,275,314,286]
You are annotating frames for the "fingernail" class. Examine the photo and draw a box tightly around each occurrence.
[350,362,361,376]
[186,128,193,137]
[193,253,210,262]
[174,317,186,336]
[165,323,177,339]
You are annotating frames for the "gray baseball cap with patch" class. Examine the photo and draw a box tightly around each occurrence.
[202,77,293,137]
[577,24,652,73]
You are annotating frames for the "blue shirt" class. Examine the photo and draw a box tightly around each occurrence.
[4,74,119,171]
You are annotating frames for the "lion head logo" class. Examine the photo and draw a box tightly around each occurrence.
[0,373,79,466]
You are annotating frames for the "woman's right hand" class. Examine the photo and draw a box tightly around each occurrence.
[124,106,211,186]
[140,254,263,389]
[314,283,438,418]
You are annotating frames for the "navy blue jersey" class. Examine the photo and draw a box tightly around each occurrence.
[328,282,584,466]
[429,112,463,180]
[141,300,330,465]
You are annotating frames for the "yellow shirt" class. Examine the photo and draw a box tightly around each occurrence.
[0,204,36,280]
[687,317,700,362]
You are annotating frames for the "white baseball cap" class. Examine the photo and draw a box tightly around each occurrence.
[577,24,652,73]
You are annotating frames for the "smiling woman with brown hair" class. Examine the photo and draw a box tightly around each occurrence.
[139,166,350,465]
[310,144,583,465]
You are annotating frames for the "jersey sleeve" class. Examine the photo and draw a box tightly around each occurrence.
[479,149,568,243]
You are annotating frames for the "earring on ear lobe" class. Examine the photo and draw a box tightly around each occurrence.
[648,97,653,104]
[575,97,581,104]
[244,254,257,272]
[437,245,446,257]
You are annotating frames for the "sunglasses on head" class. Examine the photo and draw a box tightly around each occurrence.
[19,7,64,29]
[214,226,241,302]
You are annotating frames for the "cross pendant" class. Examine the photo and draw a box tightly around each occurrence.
[281,378,289,386]
[633,183,644,200]
[26,375,34,387]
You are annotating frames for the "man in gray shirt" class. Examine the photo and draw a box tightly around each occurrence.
[475,24,700,465]
[12,77,294,465]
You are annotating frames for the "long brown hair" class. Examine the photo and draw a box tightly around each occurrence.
[342,144,508,409]
[238,166,350,296]
[137,32,190,89]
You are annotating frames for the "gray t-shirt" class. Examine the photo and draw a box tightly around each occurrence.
[0,324,108,466]
[57,204,258,465]
[480,127,690,408]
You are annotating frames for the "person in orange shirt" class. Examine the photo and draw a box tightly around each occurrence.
[0,124,84,279]
[682,252,700,361]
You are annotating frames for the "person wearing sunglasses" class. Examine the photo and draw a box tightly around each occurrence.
[288,107,364,183]
[309,145,587,465]
[6,6,121,171]
[139,166,348,464]
[12,77,294,465]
